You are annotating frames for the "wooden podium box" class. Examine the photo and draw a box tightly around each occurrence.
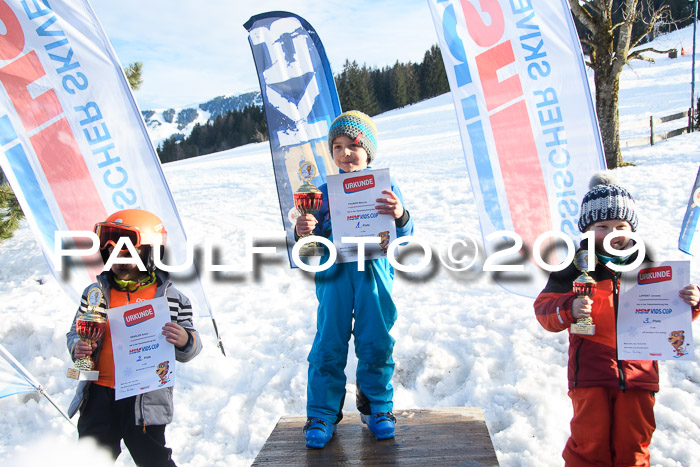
[252,407,499,466]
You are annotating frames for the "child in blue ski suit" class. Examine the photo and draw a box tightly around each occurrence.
[295,111,414,448]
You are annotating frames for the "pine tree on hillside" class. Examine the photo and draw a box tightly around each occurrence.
[388,61,421,109]
[389,61,410,108]
[336,60,380,115]
[419,44,449,99]
[370,66,392,113]
[156,106,268,163]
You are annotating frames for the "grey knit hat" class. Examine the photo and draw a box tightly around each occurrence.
[328,110,378,163]
[578,172,638,232]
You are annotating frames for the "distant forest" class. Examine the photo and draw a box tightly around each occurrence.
[156,44,449,163]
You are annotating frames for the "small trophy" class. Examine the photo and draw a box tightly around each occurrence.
[570,250,597,336]
[294,161,324,256]
[67,286,107,381]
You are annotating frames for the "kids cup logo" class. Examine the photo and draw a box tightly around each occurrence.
[637,266,672,284]
[124,304,155,327]
[156,361,171,385]
[344,174,375,193]
[668,330,687,358]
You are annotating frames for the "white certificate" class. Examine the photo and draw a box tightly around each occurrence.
[617,261,694,361]
[327,168,396,264]
[107,297,176,400]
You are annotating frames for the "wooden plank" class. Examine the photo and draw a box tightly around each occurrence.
[658,127,688,141]
[621,136,650,148]
[252,407,499,466]
[657,111,688,124]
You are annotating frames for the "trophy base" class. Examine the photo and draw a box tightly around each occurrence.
[298,244,324,257]
[67,368,100,381]
[570,323,596,335]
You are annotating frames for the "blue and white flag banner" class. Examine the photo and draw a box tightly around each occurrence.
[427,0,607,297]
[0,344,37,399]
[0,344,73,423]
[679,166,700,256]
[0,1,215,322]
[244,11,341,266]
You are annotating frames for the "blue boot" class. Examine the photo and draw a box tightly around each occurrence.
[303,417,337,448]
[361,412,396,440]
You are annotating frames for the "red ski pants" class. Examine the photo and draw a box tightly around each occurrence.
[563,387,656,467]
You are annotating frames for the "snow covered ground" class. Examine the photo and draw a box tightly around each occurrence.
[1,25,700,467]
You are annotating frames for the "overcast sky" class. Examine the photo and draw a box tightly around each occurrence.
[90,0,438,110]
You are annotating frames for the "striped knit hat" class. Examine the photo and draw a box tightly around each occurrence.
[578,172,638,232]
[328,111,378,163]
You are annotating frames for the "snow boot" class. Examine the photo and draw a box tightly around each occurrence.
[361,412,396,440]
[303,417,337,448]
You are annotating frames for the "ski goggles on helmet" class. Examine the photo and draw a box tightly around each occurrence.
[94,222,142,251]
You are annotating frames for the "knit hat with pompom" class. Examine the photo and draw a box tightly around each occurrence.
[578,172,638,232]
[328,111,378,163]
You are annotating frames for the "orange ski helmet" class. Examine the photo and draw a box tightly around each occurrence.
[94,209,167,251]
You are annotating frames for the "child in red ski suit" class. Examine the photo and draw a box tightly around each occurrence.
[534,173,700,466]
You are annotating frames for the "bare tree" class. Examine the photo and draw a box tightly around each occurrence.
[569,0,673,168]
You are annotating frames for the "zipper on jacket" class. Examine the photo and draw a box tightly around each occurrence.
[612,274,626,390]
[140,395,146,432]
[573,339,584,387]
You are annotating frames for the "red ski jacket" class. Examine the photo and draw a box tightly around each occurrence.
[534,246,699,392]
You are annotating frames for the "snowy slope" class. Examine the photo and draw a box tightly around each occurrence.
[141,92,262,148]
[1,26,700,467]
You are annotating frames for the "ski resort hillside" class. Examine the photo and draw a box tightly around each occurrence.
[141,91,262,147]
[1,25,700,467]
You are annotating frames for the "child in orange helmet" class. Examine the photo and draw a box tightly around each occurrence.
[67,209,202,466]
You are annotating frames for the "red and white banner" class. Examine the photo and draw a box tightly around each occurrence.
[427,0,606,297]
[0,1,214,324]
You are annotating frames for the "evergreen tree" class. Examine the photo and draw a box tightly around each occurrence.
[406,63,420,104]
[389,61,410,108]
[419,44,449,99]
[124,61,143,90]
[0,183,23,240]
[370,67,392,113]
[156,105,268,163]
[336,60,380,115]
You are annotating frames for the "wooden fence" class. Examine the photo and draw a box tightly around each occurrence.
[621,109,693,148]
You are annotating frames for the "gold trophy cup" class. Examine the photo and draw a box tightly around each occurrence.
[67,286,107,381]
[570,250,597,336]
[294,161,324,256]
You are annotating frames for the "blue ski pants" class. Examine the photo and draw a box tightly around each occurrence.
[306,258,397,424]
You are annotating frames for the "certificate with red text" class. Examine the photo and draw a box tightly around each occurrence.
[106,297,175,400]
[327,169,395,264]
[617,261,694,361]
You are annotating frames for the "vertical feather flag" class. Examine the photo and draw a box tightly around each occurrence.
[0,0,221,351]
[427,0,606,297]
[244,11,341,265]
[679,166,700,256]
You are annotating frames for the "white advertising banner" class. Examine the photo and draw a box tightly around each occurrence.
[0,1,214,322]
[427,0,607,297]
